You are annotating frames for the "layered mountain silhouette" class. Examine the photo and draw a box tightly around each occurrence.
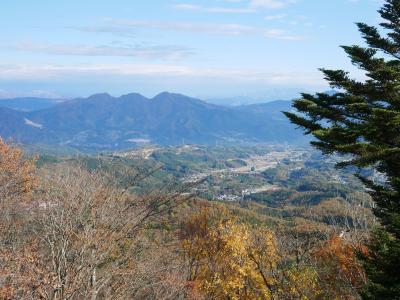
[0,97,62,112]
[0,92,305,150]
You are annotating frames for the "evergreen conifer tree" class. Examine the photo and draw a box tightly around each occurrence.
[284,1,400,298]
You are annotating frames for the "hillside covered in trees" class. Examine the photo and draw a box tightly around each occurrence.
[0,139,373,299]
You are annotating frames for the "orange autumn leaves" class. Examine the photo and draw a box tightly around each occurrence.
[0,138,38,298]
[315,235,368,296]
[0,137,37,202]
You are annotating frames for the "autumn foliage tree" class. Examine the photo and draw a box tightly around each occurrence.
[314,235,368,298]
[180,206,322,299]
[180,207,278,299]
[0,137,36,203]
[0,138,38,298]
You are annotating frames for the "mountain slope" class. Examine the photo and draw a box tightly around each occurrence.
[0,107,52,143]
[0,92,305,150]
[235,100,294,121]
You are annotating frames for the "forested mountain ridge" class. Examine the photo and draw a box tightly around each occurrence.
[0,92,306,150]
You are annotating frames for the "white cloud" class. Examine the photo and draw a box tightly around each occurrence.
[173,4,202,11]
[173,0,298,14]
[206,7,255,13]
[0,63,324,86]
[250,0,297,9]
[264,29,304,40]
[174,3,255,13]
[110,19,257,36]
[264,13,287,20]
[13,42,194,60]
[67,25,137,37]
[106,19,304,40]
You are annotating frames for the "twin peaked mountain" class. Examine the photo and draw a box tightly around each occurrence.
[0,92,304,150]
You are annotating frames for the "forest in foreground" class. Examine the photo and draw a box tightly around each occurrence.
[0,139,373,299]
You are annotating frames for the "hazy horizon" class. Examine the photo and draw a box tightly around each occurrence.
[1,0,381,100]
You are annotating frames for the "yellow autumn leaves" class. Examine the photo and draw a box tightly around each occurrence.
[180,207,322,300]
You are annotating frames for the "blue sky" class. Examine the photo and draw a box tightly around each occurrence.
[0,0,383,100]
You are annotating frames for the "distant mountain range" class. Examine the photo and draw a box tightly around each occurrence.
[0,97,63,112]
[0,92,306,151]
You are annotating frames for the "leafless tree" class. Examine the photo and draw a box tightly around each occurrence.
[24,163,196,299]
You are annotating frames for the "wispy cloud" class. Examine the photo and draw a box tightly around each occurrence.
[199,6,256,13]
[264,13,287,20]
[0,63,325,86]
[173,4,202,10]
[250,0,297,9]
[12,42,195,60]
[269,14,314,28]
[67,25,137,37]
[173,3,255,14]
[100,19,305,40]
[173,0,298,14]
[264,29,304,40]
[109,19,256,36]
